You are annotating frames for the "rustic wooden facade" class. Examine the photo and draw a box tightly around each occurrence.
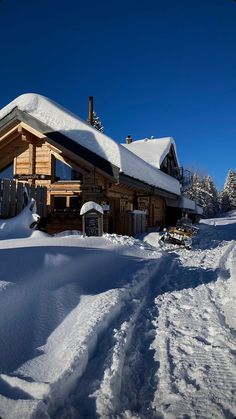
[0,107,180,235]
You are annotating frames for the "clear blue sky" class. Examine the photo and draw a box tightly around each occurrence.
[0,0,236,190]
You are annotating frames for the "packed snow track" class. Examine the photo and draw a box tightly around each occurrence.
[0,212,236,418]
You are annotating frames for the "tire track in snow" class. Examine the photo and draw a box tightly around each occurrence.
[50,257,164,419]
[151,241,236,419]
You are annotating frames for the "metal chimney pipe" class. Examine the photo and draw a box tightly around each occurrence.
[126,135,132,144]
[88,96,94,125]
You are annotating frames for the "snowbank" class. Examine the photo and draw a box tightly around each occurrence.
[0,199,40,240]
[0,229,162,418]
[0,212,236,418]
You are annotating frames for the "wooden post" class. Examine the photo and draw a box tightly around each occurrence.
[28,142,36,185]
[2,179,10,218]
[9,180,17,217]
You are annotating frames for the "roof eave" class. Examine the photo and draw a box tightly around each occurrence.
[119,173,180,200]
[0,108,120,181]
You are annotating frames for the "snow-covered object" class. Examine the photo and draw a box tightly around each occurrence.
[123,137,180,169]
[80,201,103,215]
[0,199,40,239]
[0,94,180,196]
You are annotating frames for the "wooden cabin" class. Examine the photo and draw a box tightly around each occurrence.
[123,136,201,225]
[0,94,182,235]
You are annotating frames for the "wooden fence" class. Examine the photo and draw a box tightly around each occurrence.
[115,211,147,236]
[0,179,47,219]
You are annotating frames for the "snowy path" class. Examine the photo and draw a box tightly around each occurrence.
[151,240,236,419]
[53,221,236,418]
[0,214,236,418]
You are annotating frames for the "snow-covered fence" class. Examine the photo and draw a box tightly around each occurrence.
[0,179,47,219]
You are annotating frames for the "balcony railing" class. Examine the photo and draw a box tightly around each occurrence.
[171,167,193,191]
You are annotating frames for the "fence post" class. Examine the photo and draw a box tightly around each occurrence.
[2,179,11,218]
[9,180,17,217]
[0,179,47,219]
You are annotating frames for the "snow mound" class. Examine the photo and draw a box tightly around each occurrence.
[53,230,82,238]
[0,199,40,239]
[103,233,159,254]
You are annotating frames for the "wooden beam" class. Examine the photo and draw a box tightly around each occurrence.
[0,123,21,142]
[20,121,46,140]
[0,132,21,151]
[28,142,36,185]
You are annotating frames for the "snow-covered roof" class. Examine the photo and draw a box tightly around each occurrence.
[0,94,180,196]
[123,137,180,169]
[80,201,103,215]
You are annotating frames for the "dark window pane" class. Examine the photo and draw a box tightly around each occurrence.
[0,162,14,179]
[71,169,83,181]
[55,159,82,181]
[54,196,66,210]
[70,196,82,210]
[55,160,72,180]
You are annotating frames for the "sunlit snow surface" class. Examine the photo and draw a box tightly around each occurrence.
[0,211,236,418]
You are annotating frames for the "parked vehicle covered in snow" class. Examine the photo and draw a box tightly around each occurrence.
[161,217,199,248]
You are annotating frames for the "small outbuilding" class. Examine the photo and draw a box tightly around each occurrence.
[80,201,103,237]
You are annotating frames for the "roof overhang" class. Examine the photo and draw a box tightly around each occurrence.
[119,173,179,200]
[0,108,120,181]
[166,196,203,214]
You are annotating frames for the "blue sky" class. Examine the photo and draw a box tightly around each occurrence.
[0,0,236,190]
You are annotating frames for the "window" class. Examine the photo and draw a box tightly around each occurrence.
[55,159,82,181]
[54,196,67,210]
[0,162,14,179]
[70,196,82,210]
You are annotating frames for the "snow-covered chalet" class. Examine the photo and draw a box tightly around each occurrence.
[0,94,201,234]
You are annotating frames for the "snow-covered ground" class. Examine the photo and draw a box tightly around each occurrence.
[0,210,236,418]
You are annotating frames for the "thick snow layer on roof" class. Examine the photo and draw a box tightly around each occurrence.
[123,137,180,169]
[0,94,180,196]
[80,201,103,215]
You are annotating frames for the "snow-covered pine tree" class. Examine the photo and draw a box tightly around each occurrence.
[184,172,219,218]
[89,111,104,132]
[202,175,220,217]
[219,190,231,213]
[184,173,205,207]
[223,170,236,210]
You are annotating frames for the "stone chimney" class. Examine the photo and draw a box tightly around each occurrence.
[126,135,132,144]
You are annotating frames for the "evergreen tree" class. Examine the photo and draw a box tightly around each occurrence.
[219,190,231,213]
[223,170,236,210]
[184,173,206,208]
[202,176,219,217]
[88,111,104,132]
[184,172,220,218]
